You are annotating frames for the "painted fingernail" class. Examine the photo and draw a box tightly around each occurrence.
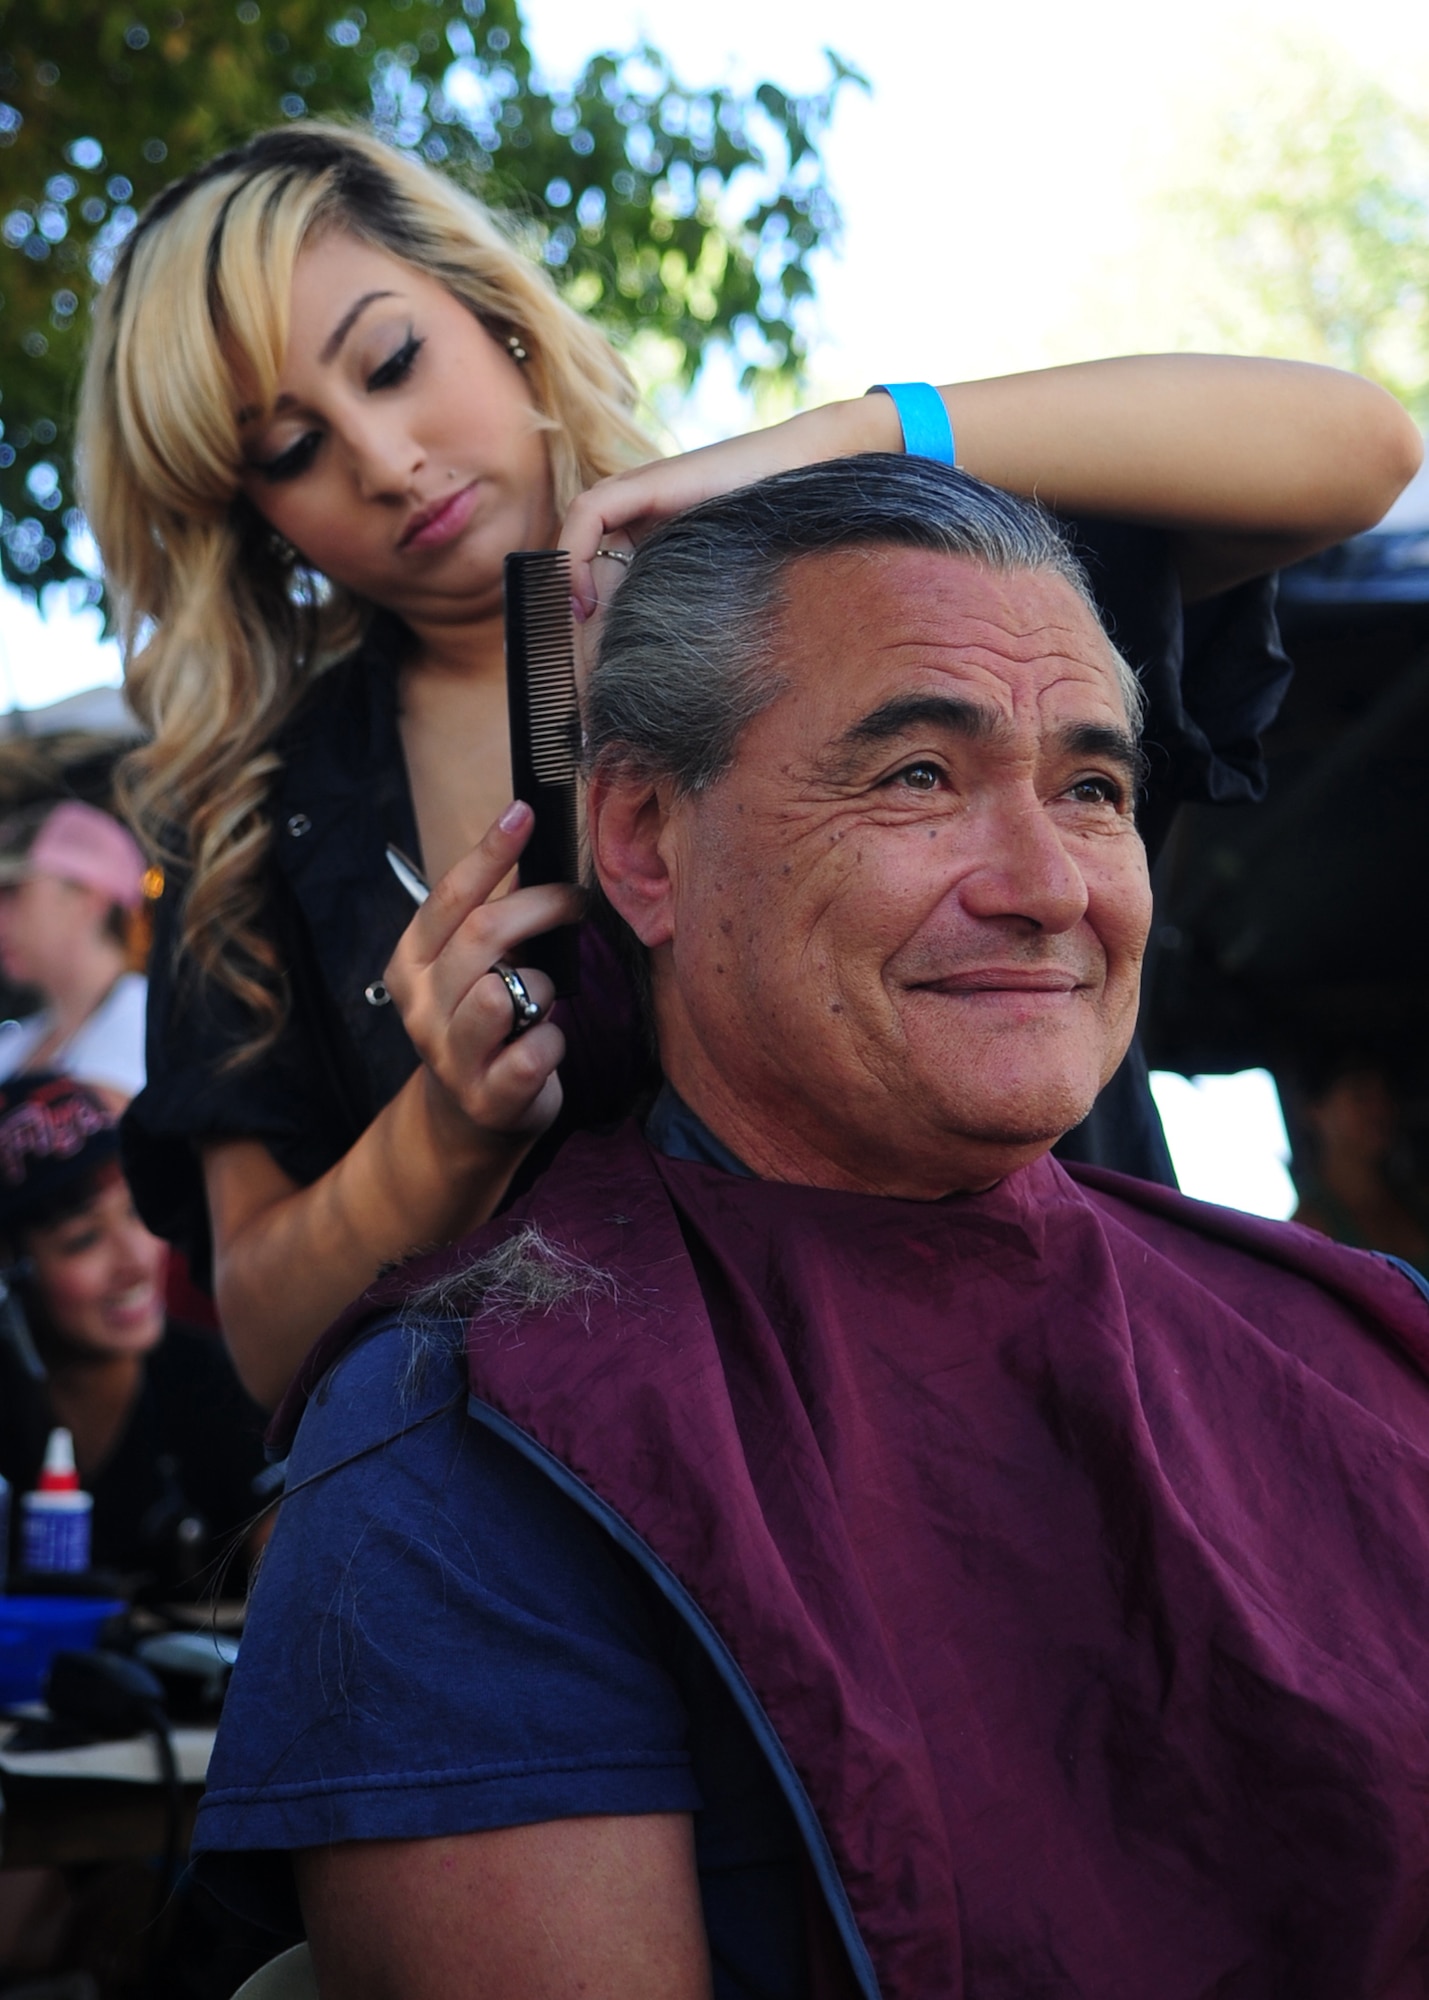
[570,593,588,626]
[499,800,530,833]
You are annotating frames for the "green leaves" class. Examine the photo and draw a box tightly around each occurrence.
[0,1,865,591]
[1178,49,1429,423]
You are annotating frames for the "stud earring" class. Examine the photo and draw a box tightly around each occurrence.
[270,531,298,566]
[506,331,529,363]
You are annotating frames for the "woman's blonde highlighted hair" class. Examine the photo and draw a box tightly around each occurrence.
[79,122,652,1051]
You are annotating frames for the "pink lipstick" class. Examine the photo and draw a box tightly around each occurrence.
[400,480,479,551]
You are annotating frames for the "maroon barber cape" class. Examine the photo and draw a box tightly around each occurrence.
[287,1125,1429,1999]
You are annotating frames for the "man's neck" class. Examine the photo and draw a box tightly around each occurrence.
[660,1053,1044,1202]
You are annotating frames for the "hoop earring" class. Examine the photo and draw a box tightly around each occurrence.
[506,331,529,364]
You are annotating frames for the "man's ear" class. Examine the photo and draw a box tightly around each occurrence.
[587,768,678,949]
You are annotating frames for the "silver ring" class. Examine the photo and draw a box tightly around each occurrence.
[593,545,633,565]
[491,960,542,1038]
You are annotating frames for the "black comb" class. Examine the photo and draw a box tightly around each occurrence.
[504,550,581,997]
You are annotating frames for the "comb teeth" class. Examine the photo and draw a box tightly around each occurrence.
[504,550,581,996]
[529,708,579,784]
[505,551,577,784]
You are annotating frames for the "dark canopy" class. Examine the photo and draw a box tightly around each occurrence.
[1143,527,1429,1121]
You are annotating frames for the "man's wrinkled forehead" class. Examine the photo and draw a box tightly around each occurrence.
[761,545,1135,758]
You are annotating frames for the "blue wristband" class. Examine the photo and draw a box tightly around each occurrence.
[868,382,956,467]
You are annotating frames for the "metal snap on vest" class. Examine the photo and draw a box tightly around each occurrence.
[364,981,391,1007]
[286,813,312,837]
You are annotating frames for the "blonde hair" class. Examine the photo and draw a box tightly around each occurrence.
[78,122,653,1050]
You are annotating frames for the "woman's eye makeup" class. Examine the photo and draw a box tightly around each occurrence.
[247,328,424,482]
[367,329,423,392]
[252,430,322,484]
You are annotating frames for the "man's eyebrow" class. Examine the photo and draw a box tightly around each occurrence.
[820,694,1145,785]
[1055,721,1146,782]
[320,289,397,364]
[817,693,1004,780]
[828,693,1001,764]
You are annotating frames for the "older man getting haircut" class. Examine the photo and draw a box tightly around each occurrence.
[195,459,1429,2000]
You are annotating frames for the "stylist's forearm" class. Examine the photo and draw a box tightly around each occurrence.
[809,355,1419,548]
[206,1077,527,1409]
[938,355,1419,542]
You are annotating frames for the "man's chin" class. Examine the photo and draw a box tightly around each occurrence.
[917,1087,1101,1172]
[942,1126,1072,1183]
[904,1024,1132,1151]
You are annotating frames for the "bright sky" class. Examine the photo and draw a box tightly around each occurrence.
[3,0,1422,1209]
[1150,1069,1296,1219]
[526,0,1429,399]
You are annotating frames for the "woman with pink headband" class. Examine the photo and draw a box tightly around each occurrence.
[0,800,149,1109]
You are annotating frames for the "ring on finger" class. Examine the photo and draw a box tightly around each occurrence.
[491,960,543,1038]
[593,545,633,566]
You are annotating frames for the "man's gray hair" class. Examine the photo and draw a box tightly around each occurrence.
[586,454,1144,794]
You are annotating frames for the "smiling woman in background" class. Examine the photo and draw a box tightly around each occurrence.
[0,1074,268,1597]
[76,121,1421,1408]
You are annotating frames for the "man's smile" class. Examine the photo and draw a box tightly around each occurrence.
[909,967,1086,993]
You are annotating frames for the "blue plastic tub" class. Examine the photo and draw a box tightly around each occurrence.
[0,1596,127,1705]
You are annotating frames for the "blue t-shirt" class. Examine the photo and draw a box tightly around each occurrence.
[195,1316,809,1997]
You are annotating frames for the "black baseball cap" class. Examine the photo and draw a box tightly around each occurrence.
[0,1073,120,1235]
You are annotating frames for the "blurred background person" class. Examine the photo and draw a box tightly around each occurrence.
[0,800,149,1110]
[0,1073,269,1600]
[1282,1056,1429,1268]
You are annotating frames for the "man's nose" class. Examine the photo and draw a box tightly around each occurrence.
[956,795,1089,933]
